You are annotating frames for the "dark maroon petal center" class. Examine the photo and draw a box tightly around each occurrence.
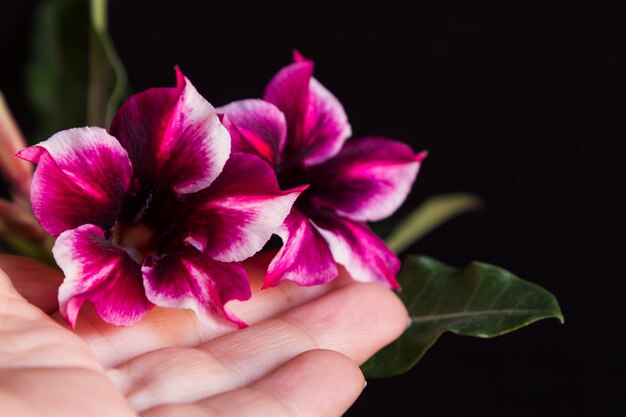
[111,184,199,261]
[274,162,315,214]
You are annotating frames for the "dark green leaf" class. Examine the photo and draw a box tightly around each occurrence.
[362,255,563,378]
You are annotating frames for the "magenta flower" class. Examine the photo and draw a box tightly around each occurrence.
[219,53,426,289]
[17,69,303,329]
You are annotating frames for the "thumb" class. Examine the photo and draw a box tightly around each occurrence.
[0,255,63,314]
[0,263,101,371]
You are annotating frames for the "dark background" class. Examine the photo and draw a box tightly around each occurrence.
[1,1,624,416]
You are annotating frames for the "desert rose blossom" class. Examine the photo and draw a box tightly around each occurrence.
[17,69,303,329]
[219,53,426,289]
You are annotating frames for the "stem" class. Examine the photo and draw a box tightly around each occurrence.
[90,0,106,32]
[87,0,128,127]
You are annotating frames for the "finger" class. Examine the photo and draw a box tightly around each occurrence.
[230,261,353,323]
[139,349,364,417]
[0,268,99,372]
[0,254,63,314]
[0,368,137,417]
[73,255,350,367]
[109,283,406,411]
[0,268,136,416]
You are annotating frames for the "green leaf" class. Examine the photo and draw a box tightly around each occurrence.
[27,0,89,139]
[0,234,56,267]
[384,193,483,253]
[26,0,127,140]
[361,255,563,378]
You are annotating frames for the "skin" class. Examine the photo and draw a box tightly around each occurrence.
[0,252,408,417]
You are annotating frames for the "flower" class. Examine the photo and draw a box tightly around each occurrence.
[219,52,426,289]
[17,69,303,329]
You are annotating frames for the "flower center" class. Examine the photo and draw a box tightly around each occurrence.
[112,223,157,263]
[276,163,316,214]
[112,185,193,263]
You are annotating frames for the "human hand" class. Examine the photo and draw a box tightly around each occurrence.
[0,252,407,416]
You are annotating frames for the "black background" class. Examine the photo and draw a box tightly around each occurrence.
[1,1,624,416]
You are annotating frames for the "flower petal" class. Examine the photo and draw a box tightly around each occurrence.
[17,127,133,237]
[263,58,351,167]
[308,138,426,222]
[110,68,230,195]
[186,153,305,262]
[313,214,400,289]
[142,245,250,328]
[53,224,153,329]
[218,99,286,166]
[264,208,338,288]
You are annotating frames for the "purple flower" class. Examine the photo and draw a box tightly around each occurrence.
[219,52,426,289]
[17,69,303,329]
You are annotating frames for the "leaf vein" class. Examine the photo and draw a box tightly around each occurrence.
[410,308,544,323]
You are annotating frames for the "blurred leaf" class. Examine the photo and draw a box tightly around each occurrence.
[385,193,483,253]
[27,0,89,139]
[361,255,563,378]
[0,234,56,267]
[0,199,55,266]
[27,0,127,140]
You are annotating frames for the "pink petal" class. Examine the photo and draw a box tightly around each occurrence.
[217,99,286,166]
[17,127,133,237]
[263,59,351,167]
[142,245,250,329]
[313,214,400,289]
[110,68,230,195]
[53,224,153,329]
[186,153,305,262]
[308,138,426,222]
[264,208,338,288]
[292,50,308,63]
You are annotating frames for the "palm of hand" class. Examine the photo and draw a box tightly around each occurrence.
[0,254,407,417]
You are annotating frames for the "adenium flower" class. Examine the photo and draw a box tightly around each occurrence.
[219,52,426,289]
[17,69,303,329]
